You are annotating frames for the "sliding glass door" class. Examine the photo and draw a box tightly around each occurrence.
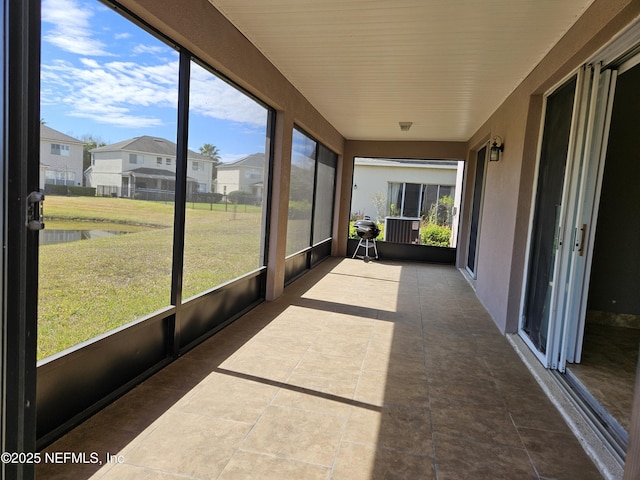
[521,62,621,371]
[466,146,487,278]
[521,76,578,364]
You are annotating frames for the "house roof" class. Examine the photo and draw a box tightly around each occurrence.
[91,135,208,160]
[218,153,265,169]
[40,124,83,144]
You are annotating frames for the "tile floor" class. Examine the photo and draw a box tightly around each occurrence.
[568,323,640,431]
[37,258,603,479]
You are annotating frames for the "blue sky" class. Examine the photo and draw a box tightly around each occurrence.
[40,0,269,163]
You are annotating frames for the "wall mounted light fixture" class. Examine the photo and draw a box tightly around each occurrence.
[489,136,504,161]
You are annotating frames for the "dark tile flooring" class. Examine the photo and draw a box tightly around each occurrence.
[37,258,603,479]
[568,323,640,432]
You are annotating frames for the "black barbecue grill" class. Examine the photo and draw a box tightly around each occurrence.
[351,219,379,262]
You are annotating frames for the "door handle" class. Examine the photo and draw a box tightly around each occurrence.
[578,224,587,257]
[26,191,45,231]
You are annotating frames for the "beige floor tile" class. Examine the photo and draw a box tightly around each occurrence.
[427,376,504,405]
[234,335,311,362]
[219,350,301,382]
[355,371,430,408]
[124,411,251,479]
[362,350,427,379]
[218,451,330,480]
[257,322,322,344]
[240,405,345,466]
[343,406,433,455]
[518,427,604,479]
[430,396,523,447]
[272,373,357,416]
[331,442,435,480]
[309,332,371,358]
[294,350,363,382]
[319,316,376,338]
[97,463,190,479]
[178,372,279,423]
[368,331,424,356]
[372,317,424,337]
[433,433,537,480]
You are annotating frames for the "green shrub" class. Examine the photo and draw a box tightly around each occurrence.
[44,185,96,197]
[288,200,312,219]
[427,195,454,226]
[227,190,256,205]
[421,223,451,247]
[68,186,96,197]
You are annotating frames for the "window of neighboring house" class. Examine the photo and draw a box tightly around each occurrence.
[129,154,143,164]
[44,170,75,185]
[157,157,162,165]
[165,158,171,165]
[197,183,207,192]
[51,143,70,156]
[192,161,200,171]
[388,182,455,222]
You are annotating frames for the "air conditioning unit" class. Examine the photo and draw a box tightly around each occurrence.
[384,217,421,244]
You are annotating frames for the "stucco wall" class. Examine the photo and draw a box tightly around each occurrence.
[461,0,640,333]
[216,169,240,194]
[39,140,84,186]
[351,162,457,221]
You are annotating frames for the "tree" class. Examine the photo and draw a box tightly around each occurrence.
[81,134,106,185]
[199,143,222,184]
[370,191,387,222]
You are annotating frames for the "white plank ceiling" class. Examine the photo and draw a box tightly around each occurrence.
[209,0,595,142]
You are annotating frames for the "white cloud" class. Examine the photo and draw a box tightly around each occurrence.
[41,23,268,131]
[132,44,168,55]
[42,0,110,56]
[41,56,179,128]
[189,63,267,126]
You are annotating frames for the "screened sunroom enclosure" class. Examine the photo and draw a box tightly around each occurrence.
[6,0,342,458]
[4,0,640,479]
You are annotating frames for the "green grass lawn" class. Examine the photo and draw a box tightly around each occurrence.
[38,196,265,360]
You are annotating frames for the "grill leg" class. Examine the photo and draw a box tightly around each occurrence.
[353,238,378,262]
[352,238,365,259]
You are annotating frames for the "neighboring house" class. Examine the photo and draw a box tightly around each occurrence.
[215,153,265,201]
[85,136,213,199]
[39,125,84,190]
[351,157,463,246]
[351,158,461,220]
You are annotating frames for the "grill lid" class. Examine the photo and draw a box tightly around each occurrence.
[354,220,380,239]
